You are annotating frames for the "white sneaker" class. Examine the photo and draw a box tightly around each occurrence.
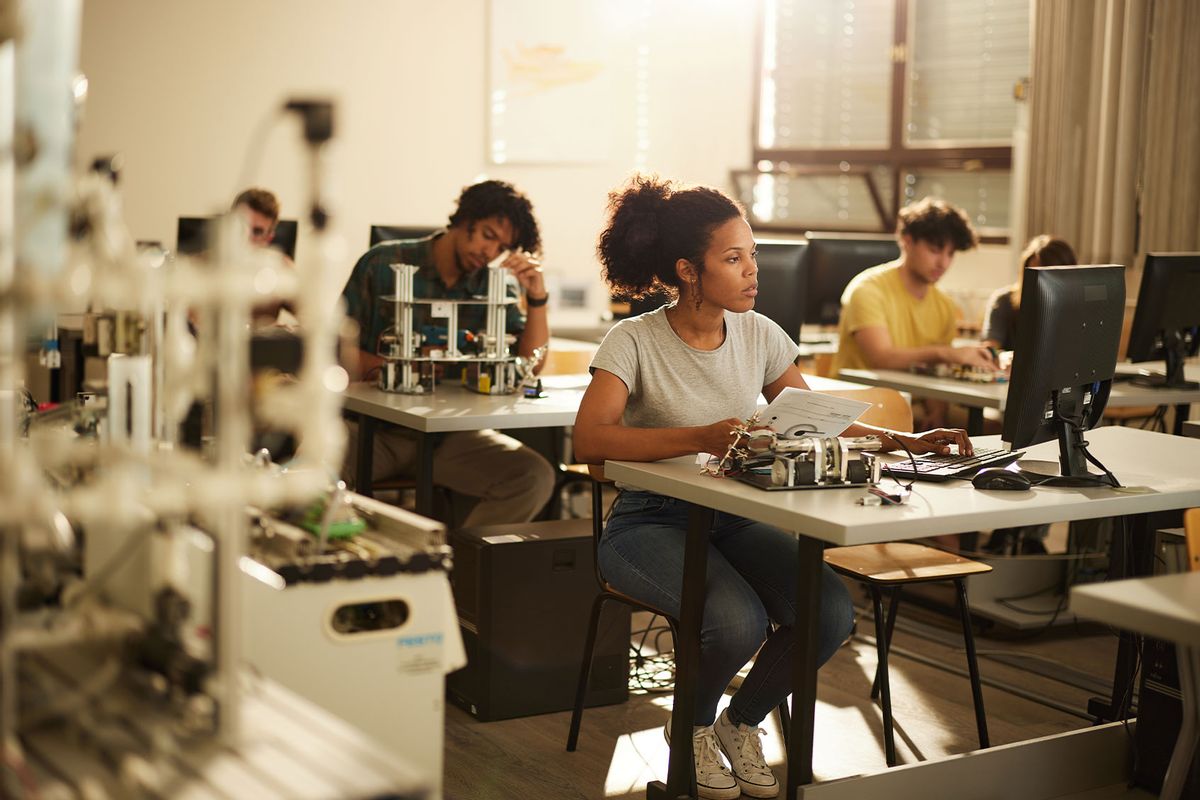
[714,708,780,798]
[664,717,741,800]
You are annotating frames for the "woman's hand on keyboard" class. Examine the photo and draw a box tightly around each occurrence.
[886,428,974,457]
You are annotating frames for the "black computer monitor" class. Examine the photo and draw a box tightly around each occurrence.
[175,216,211,256]
[616,240,809,328]
[802,234,900,326]
[1001,264,1125,481]
[176,216,298,260]
[268,220,298,260]
[1125,252,1200,389]
[751,239,808,343]
[369,225,438,247]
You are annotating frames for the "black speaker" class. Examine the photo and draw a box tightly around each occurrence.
[447,519,630,721]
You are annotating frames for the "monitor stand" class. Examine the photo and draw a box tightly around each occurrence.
[1129,333,1199,390]
[1017,393,1116,487]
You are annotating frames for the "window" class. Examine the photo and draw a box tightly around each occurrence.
[747,0,1030,238]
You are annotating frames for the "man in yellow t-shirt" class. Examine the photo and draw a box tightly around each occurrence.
[831,197,997,426]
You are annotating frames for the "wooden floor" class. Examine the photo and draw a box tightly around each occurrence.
[442,574,1125,800]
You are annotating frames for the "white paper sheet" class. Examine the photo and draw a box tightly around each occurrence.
[760,388,872,438]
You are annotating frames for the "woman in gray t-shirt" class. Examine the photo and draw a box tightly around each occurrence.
[573,176,971,799]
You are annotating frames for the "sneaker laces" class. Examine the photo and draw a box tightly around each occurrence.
[731,725,772,778]
[693,727,728,775]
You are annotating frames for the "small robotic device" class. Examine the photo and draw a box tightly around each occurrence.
[377,253,543,395]
[704,416,884,491]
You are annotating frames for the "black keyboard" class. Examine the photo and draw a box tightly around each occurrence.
[882,447,1023,482]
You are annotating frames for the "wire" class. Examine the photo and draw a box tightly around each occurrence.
[881,434,918,492]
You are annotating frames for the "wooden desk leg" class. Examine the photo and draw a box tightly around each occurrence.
[785,535,826,798]
[966,407,984,437]
[415,433,435,518]
[356,415,376,498]
[646,504,712,800]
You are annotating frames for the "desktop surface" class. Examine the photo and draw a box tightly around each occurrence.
[1071,571,1200,647]
[604,426,1200,546]
[841,364,1200,411]
[344,381,584,433]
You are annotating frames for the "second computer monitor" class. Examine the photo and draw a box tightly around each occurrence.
[801,233,900,327]
[1001,264,1125,479]
[1125,252,1200,389]
[176,216,298,260]
[369,225,438,247]
[752,239,808,343]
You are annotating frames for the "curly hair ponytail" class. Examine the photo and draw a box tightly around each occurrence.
[597,174,743,300]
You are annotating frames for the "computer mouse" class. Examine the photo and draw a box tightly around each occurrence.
[972,467,1033,491]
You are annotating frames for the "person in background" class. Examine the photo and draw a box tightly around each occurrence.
[232,187,296,327]
[339,179,555,526]
[233,187,284,251]
[981,235,1078,351]
[830,197,993,428]
[573,175,972,799]
[980,235,1077,556]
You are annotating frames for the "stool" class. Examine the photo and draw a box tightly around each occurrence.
[823,542,992,766]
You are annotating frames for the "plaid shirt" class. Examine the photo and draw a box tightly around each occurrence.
[341,232,525,354]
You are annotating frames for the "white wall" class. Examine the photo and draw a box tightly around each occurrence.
[76,0,759,326]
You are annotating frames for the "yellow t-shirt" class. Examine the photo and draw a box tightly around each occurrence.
[830,262,958,373]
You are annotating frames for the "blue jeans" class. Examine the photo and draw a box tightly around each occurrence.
[599,491,854,727]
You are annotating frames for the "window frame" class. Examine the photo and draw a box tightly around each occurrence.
[750,0,1016,240]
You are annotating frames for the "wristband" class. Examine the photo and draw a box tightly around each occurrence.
[526,293,549,308]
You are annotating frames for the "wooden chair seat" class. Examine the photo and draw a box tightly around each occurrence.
[825,542,993,584]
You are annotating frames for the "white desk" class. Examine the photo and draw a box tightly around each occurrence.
[605,426,1200,799]
[343,381,586,514]
[1072,572,1200,800]
[1072,572,1200,647]
[840,362,1200,435]
[343,374,866,516]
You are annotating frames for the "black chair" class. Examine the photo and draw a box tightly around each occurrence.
[566,468,790,752]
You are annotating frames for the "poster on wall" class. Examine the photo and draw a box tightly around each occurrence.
[488,1,633,164]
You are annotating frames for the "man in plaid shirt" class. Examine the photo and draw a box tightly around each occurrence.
[339,180,556,525]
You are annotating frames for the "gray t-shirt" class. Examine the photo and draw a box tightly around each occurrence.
[590,304,799,429]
